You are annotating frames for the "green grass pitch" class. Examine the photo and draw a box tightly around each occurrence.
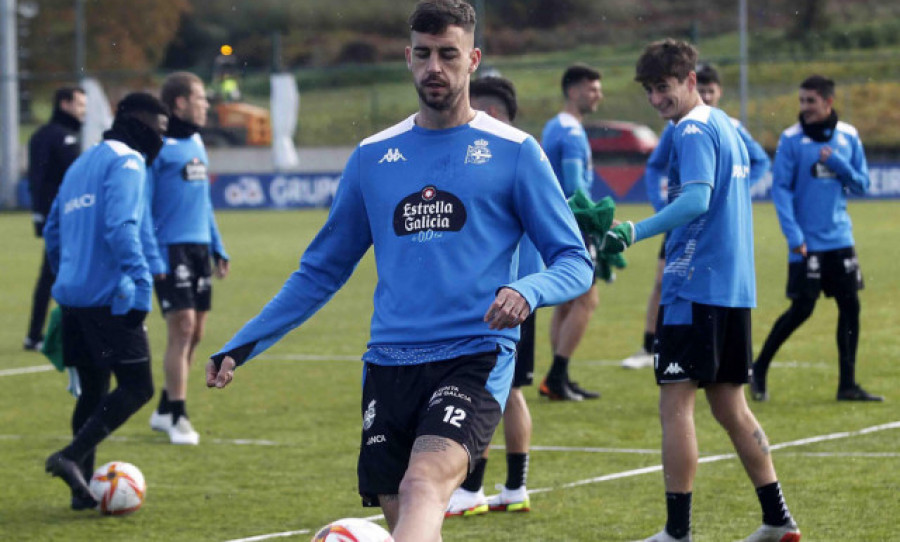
[1,201,897,541]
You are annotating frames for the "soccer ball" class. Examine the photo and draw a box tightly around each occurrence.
[88,461,146,515]
[311,518,393,542]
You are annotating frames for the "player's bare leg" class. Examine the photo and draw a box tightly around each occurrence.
[164,309,196,403]
[503,388,531,454]
[543,285,599,399]
[391,435,468,542]
[704,383,776,486]
[659,381,698,492]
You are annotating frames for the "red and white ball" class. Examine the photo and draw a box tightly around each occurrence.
[311,518,393,542]
[88,461,146,515]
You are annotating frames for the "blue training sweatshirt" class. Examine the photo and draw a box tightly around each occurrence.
[44,140,161,313]
[214,112,593,367]
[147,133,228,262]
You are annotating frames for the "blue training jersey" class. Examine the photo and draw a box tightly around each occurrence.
[214,112,593,367]
[662,105,755,308]
[147,133,228,262]
[644,117,769,211]
[43,140,159,312]
[541,112,593,197]
[771,120,868,263]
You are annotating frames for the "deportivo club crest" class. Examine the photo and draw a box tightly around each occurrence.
[465,139,492,165]
[363,399,376,431]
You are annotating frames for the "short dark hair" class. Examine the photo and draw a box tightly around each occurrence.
[635,39,698,85]
[800,75,835,99]
[695,63,720,86]
[409,0,476,34]
[53,86,86,110]
[160,71,203,110]
[561,64,601,97]
[470,76,518,122]
[115,92,169,120]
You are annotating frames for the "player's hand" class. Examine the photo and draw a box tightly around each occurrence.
[792,243,807,257]
[215,259,230,279]
[484,287,531,330]
[152,273,167,281]
[206,355,236,388]
[599,221,634,255]
[819,146,833,163]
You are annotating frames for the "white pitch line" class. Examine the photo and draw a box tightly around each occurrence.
[0,365,55,377]
[222,420,900,542]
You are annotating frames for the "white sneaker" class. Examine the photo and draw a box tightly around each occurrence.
[621,348,654,369]
[149,410,172,432]
[636,529,692,542]
[742,519,801,542]
[486,483,530,512]
[167,416,200,445]
[445,487,488,517]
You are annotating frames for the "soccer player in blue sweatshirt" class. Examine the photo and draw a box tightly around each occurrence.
[751,75,880,403]
[147,72,230,445]
[621,63,770,370]
[601,40,800,542]
[538,63,604,401]
[206,2,592,540]
[43,93,169,511]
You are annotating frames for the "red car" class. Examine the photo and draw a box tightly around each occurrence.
[585,120,659,158]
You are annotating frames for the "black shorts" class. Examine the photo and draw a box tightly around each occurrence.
[658,232,670,260]
[654,301,751,386]
[582,230,599,284]
[154,243,213,315]
[513,313,536,388]
[61,306,150,369]
[786,247,863,300]
[358,350,509,506]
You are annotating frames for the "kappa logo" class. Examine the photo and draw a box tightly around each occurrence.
[379,148,406,163]
[465,139,492,164]
[362,399,376,431]
[64,135,78,145]
[681,124,702,136]
[663,363,685,376]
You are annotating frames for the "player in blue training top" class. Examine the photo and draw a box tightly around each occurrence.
[43,93,169,511]
[445,75,538,517]
[538,63,604,401]
[751,75,881,403]
[601,39,800,542]
[621,63,770,370]
[146,72,231,445]
[205,2,592,541]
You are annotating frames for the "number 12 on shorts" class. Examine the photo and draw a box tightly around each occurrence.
[443,406,466,428]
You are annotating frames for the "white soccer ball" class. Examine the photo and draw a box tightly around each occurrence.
[311,518,393,542]
[88,461,146,515]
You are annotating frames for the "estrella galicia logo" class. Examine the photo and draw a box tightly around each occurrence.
[182,157,208,182]
[393,185,467,236]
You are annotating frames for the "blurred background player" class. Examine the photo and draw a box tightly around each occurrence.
[539,63,604,400]
[602,39,800,542]
[147,72,230,445]
[446,75,534,517]
[43,93,168,511]
[24,86,87,352]
[621,63,770,370]
[204,1,592,539]
[751,75,881,403]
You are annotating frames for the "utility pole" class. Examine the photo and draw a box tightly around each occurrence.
[0,0,20,208]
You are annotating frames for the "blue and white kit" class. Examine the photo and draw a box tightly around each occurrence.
[541,112,593,198]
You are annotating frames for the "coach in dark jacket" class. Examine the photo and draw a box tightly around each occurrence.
[24,86,87,350]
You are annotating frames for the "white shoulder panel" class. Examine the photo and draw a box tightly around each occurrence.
[361,114,417,147]
[679,104,712,125]
[104,140,142,158]
[470,112,529,144]
[836,121,859,138]
[783,123,802,138]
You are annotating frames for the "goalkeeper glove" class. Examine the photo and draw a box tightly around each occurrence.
[599,221,635,255]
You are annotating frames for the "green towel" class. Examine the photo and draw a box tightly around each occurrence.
[567,190,626,281]
[41,306,65,372]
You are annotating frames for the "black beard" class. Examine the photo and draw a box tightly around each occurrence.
[415,81,459,112]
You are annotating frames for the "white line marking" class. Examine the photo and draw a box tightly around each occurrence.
[222,421,900,541]
[493,444,659,455]
[0,365,55,377]
[257,354,362,362]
